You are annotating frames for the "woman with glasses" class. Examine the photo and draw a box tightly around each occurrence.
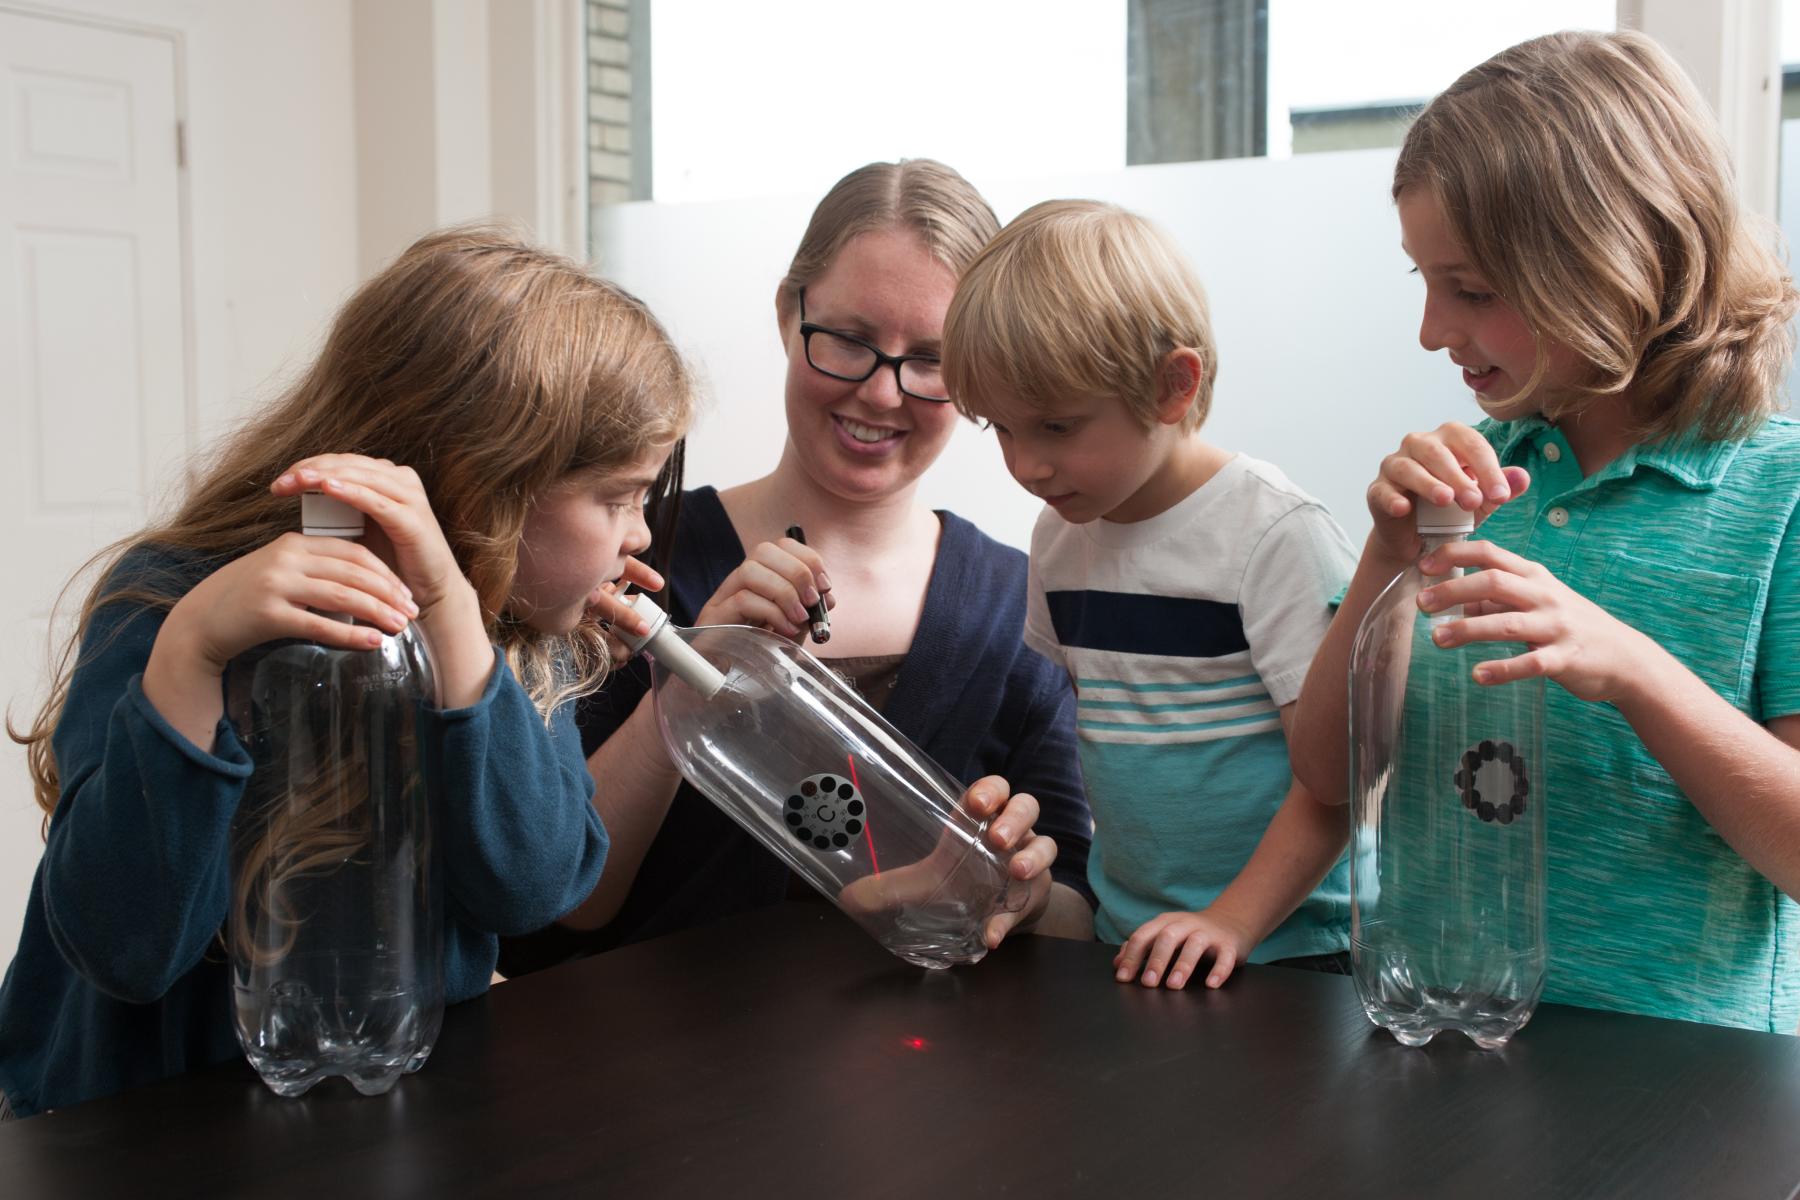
[498,160,1096,974]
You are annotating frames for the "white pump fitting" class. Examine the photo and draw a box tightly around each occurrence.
[618,592,726,699]
[302,491,365,538]
[1414,498,1475,535]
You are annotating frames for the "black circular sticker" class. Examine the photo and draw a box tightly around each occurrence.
[787,770,866,850]
[1453,739,1530,824]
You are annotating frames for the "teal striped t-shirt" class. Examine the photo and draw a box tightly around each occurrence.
[1025,454,1358,956]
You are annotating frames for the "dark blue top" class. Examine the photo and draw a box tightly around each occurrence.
[499,488,1092,973]
[0,549,608,1117]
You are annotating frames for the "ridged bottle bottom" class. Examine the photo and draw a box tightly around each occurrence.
[235,983,436,1097]
[1352,939,1543,1050]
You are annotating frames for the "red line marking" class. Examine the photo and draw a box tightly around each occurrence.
[848,753,878,874]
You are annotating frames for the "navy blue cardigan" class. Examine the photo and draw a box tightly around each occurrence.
[500,488,1092,972]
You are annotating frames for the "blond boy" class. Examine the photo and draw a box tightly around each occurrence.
[942,200,1355,988]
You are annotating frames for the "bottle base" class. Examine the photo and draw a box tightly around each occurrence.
[1367,1014,1523,1051]
[246,1042,435,1099]
[866,906,993,969]
[236,982,439,1099]
[1353,941,1541,1051]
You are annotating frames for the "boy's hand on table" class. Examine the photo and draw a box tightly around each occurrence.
[1114,909,1255,990]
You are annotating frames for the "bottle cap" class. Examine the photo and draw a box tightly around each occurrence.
[615,591,668,654]
[301,491,364,538]
[1415,498,1474,535]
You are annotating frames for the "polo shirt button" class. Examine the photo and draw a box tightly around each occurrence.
[1543,443,1563,463]
[1547,506,1570,527]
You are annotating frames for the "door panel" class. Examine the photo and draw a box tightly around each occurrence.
[0,11,188,966]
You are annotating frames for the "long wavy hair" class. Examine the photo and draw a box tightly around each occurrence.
[13,223,694,831]
[1394,30,1797,441]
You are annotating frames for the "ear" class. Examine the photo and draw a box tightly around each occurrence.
[1154,347,1204,427]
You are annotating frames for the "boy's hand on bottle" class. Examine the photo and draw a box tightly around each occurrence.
[272,456,474,620]
[695,535,833,642]
[1367,422,1530,562]
[1414,539,1655,703]
[963,776,1058,949]
[1114,909,1255,990]
[162,532,418,674]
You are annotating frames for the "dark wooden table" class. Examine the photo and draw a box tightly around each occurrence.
[4,902,1799,1198]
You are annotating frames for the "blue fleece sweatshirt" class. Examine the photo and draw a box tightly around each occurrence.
[0,549,608,1117]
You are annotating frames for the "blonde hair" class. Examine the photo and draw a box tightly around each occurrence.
[777,159,999,323]
[1395,29,1797,441]
[14,222,693,827]
[943,200,1218,433]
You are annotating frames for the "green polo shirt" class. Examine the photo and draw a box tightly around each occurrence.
[1471,413,1800,1031]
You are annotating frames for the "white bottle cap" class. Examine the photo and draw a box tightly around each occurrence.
[1415,498,1474,535]
[302,491,364,538]
[619,591,725,699]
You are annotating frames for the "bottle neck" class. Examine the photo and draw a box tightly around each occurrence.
[1419,531,1467,585]
[643,623,727,699]
[1419,531,1467,556]
[317,531,361,624]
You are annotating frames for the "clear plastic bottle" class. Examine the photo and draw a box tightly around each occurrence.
[618,593,1028,969]
[1347,500,1546,1049]
[226,493,444,1096]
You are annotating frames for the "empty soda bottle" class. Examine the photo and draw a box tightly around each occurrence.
[226,492,444,1096]
[618,593,1028,968]
[1347,499,1546,1049]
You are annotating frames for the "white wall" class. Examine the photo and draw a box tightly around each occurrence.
[596,147,1487,554]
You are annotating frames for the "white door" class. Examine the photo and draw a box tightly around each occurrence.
[0,11,189,965]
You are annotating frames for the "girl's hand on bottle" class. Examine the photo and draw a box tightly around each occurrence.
[963,776,1059,949]
[1113,909,1255,990]
[272,456,474,620]
[694,534,834,642]
[162,533,419,674]
[1368,422,1531,563]
[1416,539,1656,703]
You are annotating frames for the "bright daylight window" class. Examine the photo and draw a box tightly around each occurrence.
[587,0,1614,211]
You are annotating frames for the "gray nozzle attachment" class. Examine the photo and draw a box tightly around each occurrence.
[619,592,725,699]
[302,491,365,538]
[1415,497,1474,535]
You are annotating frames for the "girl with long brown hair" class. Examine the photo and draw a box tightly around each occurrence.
[0,224,693,1117]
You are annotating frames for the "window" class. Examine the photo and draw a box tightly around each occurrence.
[590,0,1613,216]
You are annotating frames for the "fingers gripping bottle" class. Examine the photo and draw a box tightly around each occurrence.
[226,493,444,1096]
[618,593,1029,969]
[1347,500,1546,1048]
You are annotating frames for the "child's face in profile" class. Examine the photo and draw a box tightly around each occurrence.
[982,387,1183,525]
[511,444,671,635]
[1399,187,1586,420]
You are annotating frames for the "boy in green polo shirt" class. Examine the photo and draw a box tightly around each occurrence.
[1291,31,1800,1032]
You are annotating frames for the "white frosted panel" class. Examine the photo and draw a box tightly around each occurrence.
[12,69,133,180]
[19,231,143,508]
[597,149,1481,552]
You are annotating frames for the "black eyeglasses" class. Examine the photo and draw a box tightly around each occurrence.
[797,288,949,403]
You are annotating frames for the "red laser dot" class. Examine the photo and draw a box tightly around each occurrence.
[904,1037,928,1051]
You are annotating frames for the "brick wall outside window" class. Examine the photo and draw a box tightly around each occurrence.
[588,0,635,207]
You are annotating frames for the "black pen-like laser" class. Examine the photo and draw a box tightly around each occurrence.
[784,525,831,644]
